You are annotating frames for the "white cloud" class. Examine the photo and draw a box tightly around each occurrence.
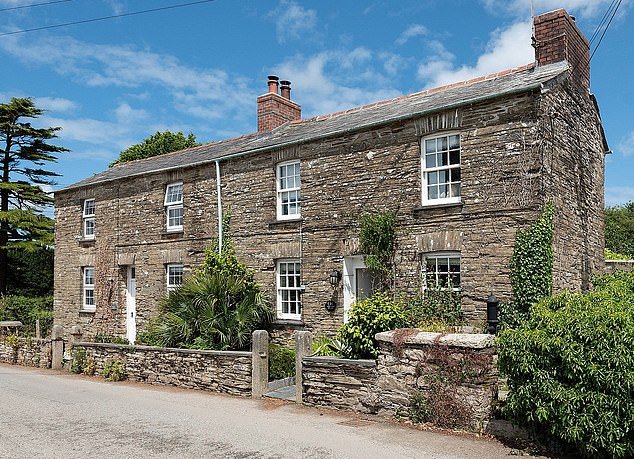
[41,115,131,148]
[34,97,78,113]
[396,24,428,45]
[618,132,634,156]
[0,34,256,126]
[417,21,533,88]
[274,50,401,116]
[606,186,634,206]
[482,0,632,19]
[272,0,317,43]
[114,102,148,124]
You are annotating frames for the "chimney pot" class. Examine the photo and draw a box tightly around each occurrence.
[280,80,291,99]
[268,75,280,94]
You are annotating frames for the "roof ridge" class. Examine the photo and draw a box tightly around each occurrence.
[291,63,537,125]
[111,131,260,168]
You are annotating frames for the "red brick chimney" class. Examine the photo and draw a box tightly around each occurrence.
[257,75,301,132]
[533,9,590,93]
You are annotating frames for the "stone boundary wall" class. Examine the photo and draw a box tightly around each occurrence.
[74,342,253,396]
[301,331,498,431]
[605,259,634,274]
[0,337,52,368]
[302,356,378,412]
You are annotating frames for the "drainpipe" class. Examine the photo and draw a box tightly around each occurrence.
[215,160,223,255]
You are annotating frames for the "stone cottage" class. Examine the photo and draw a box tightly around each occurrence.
[54,9,607,343]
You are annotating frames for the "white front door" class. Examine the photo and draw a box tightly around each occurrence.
[343,256,377,323]
[126,266,136,344]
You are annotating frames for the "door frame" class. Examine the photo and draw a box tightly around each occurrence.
[125,266,136,344]
[342,255,366,323]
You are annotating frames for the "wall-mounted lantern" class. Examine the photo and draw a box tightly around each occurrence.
[486,293,499,334]
[329,270,341,287]
[324,300,337,312]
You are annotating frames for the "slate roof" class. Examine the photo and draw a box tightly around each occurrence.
[60,61,570,192]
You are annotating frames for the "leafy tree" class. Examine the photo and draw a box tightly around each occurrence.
[0,97,67,294]
[110,131,199,166]
[7,247,54,296]
[605,201,634,259]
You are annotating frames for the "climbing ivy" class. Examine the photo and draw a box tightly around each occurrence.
[501,202,554,328]
[358,210,397,291]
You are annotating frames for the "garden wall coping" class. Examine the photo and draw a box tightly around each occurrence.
[303,355,377,367]
[375,330,495,349]
[74,342,252,357]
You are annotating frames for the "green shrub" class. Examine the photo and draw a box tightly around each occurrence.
[269,344,295,381]
[403,286,463,328]
[140,243,272,351]
[605,248,631,260]
[605,201,634,259]
[69,349,87,374]
[409,391,431,424]
[501,203,553,328]
[94,333,129,345]
[102,359,126,381]
[82,357,96,376]
[498,270,634,458]
[0,295,53,336]
[311,335,348,357]
[338,292,407,359]
[358,210,397,291]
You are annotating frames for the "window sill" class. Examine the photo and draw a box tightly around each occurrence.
[413,201,463,215]
[79,308,96,314]
[78,238,95,247]
[268,218,303,227]
[272,319,304,328]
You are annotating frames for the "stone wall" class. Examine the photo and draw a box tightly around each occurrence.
[73,342,252,396]
[605,260,634,274]
[301,331,498,431]
[0,336,51,368]
[302,356,378,412]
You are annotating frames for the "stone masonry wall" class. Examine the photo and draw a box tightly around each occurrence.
[73,342,252,396]
[301,331,497,431]
[0,336,51,368]
[540,82,605,292]
[54,74,604,341]
[301,356,378,412]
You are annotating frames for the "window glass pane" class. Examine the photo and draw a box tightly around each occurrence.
[425,154,436,169]
[428,185,438,200]
[165,184,183,204]
[438,184,448,198]
[84,267,94,285]
[450,274,461,288]
[449,135,460,149]
[438,170,448,184]
[84,218,95,236]
[450,150,460,165]
[438,258,449,272]
[451,183,461,198]
[425,139,436,154]
[438,136,448,151]
[438,152,448,167]
[428,171,438,185]
[451,168,461,182]
[449,258,460,272]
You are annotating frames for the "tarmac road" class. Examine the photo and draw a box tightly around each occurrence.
[0,364,526,458]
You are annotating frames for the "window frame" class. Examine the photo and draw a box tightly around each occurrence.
[276,160,301,221]
[166,263,184,293]
[164,182,184,232]
[82,199,95,239]
[422,252,461,292]
[420,132,462,206]
[81,266,96,312]
[276,259,302,320]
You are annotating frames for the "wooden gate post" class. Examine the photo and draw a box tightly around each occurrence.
[251,330,269,398]
[295,331,312,404]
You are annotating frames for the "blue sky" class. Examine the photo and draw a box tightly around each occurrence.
[1,0,633,207]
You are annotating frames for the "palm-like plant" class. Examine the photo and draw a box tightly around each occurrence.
[140,245,272,350]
